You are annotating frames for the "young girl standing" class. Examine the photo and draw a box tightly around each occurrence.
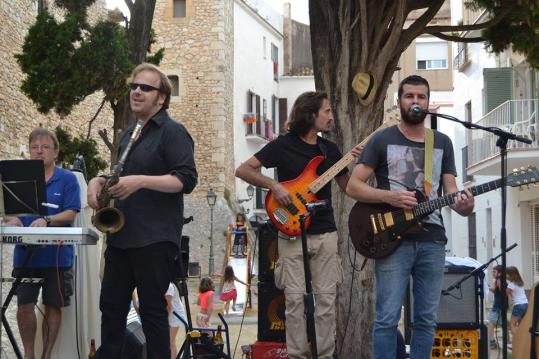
[196,277,215,329]
[506,266,528,337]
[213,265,247,314]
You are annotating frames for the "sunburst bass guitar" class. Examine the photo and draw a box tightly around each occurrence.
[264,109,400,237]
[348,166,539,259]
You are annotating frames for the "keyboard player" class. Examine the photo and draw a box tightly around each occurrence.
[3,128,81,359]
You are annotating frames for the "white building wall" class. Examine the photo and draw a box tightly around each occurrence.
[233,0,283,210]
[449,0,538,288]
[279,75,315,115]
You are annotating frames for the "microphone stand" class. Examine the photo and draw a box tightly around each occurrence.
[417,108,531,359]
[299,200,328,359]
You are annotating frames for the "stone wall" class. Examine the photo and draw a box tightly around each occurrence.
[0,0,114,162]
[153,0,235,199]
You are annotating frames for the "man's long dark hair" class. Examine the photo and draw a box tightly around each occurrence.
[286,91,328,137]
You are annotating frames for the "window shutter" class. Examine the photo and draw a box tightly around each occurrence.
[483,67,513,113]
[278,98,287,134]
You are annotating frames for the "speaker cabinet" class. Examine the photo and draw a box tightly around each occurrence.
[258,282,286,342]
[258,222,279,283]
[407,265,480,329]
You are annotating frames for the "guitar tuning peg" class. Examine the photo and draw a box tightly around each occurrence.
[521,166,526,171]
[513,168,518,173]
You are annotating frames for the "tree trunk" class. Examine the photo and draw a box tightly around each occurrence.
[309,1,444,357]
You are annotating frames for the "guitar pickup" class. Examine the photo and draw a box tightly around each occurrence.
[286,204,299,215]
[383,212,394,227]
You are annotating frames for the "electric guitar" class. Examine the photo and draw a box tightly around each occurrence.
[265,109,400,237]
[348,166,539,259]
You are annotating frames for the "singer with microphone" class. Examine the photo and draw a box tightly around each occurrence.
[346,75,475,359]
[235,92,362,359]
[3,128,81,359]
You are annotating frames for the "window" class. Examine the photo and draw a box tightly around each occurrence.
[173,0,186,18]
[416,39,448,70]
[168,75,179,96]
[263,36,267,59]
[271,43,279,81]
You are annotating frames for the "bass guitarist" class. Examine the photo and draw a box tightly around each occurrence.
[346,75,474,359]
[235,91,362,359]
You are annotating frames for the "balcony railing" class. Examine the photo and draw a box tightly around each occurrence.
[467,99,539,166]
[454,43,470,71]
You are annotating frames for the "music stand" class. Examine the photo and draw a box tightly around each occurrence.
[0,160,47,359]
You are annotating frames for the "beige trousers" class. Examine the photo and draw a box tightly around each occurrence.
[274,231,343,359]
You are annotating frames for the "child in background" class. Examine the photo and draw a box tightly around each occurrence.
[212,265,248,314]
[166,282,186,359]
[233,213,248,257]
[196,277,215,329]
[488,265,502,349]
[506,266,528,337]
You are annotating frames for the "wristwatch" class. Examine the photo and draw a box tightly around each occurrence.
[43,216,52,226]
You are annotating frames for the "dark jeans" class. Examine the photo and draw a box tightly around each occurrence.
[99,241,177,359]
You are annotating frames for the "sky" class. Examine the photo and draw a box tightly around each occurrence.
[104,0,310,24]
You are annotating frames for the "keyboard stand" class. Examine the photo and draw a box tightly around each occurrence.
[1,246,41,359]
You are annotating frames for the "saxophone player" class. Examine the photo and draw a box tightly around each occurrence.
[87,63,198,359]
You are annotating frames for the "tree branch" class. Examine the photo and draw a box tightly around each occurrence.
[124,0,134,14]
[379,1,407,63]
[86,98,107,139]
[359,0,368,67]
[429,32,485,43]
[423,7,510,33]
[398,0,444,54]
[98,128,114,153]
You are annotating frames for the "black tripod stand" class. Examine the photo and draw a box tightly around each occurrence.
[298,200,329,359]
[175,218,231,359]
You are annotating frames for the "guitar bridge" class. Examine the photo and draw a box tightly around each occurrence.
[370,215,379,235]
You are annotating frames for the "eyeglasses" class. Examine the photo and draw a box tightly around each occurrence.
[30,145,54,152]
[128,82,161,92]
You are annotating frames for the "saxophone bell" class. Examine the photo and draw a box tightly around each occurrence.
[92,120,143,234]
[92,206,125,234]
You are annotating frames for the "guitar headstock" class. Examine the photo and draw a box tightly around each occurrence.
[507,166,539,188]
[382,106,400,128]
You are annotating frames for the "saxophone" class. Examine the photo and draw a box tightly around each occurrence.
[92,120,143,234]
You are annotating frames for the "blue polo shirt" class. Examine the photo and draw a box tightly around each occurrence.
[13,167,81,268]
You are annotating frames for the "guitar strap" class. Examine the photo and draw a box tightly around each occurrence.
[317,138,328,159]
[424,128,434,198]
[531,283,539,359]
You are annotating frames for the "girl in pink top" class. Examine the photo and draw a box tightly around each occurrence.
[196,277,215,328]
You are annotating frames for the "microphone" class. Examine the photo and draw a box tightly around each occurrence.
[305,200,329,212]
[410,104,427,114]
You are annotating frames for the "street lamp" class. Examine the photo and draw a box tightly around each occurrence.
[206,188,217,275]
[238,184,255,203]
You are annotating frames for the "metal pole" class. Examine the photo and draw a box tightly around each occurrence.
[209,206,214,276]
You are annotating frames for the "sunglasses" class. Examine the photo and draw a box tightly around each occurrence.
[128,83,161,92]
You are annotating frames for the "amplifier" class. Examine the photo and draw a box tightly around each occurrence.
[431,328,480,359]
[408,265,479,329]
[258,282,286,342]
[258,222,279,283]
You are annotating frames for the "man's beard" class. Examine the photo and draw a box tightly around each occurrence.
[400,106,426,124]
